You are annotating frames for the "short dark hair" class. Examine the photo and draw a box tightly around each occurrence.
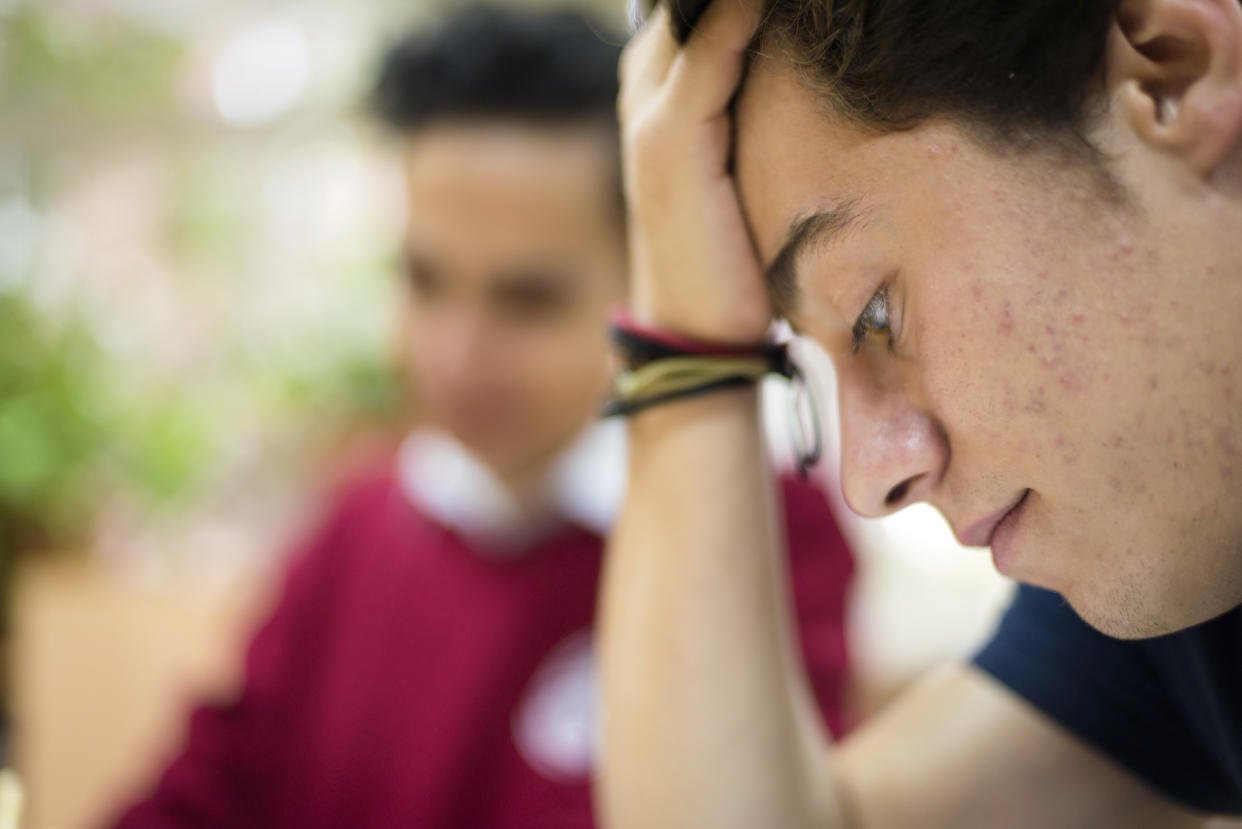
[373,5,622,134]
[754,0,1120,152]
[665,0,1122,158]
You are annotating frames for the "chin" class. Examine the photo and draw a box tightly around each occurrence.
[449,422,525,462]
[470,434,566,482]
[1065,596,1175,641]
[1061,575,1238,641]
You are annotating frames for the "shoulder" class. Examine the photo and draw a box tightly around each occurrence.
[976,586,1242,815]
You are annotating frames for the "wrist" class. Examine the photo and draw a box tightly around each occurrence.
[606,310,821,476]
[605,308,793,418]
[610,307,774,357]
[628,269,774,346]
[627,384,762,443]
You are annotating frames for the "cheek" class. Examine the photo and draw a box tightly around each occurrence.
[909,280,1009,412]
[402,326,441,388]
[904,170,1110,417]
[515,324,610,400]
[555,327,612,395]
[912,275,1082,446]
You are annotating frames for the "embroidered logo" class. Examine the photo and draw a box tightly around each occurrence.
[511,630,597,782]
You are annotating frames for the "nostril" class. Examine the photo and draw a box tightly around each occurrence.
[885,479,911,508]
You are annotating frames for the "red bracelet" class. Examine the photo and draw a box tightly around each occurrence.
[608,308,770,358]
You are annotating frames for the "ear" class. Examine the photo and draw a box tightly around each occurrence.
[1106,0,1242,179]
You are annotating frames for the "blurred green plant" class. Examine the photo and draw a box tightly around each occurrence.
[0,283,404,560]
[2,3,184,121]
[0,292,113,557]
[0,0,406,563]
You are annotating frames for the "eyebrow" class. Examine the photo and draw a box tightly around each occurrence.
[490,269,572,302]
[764,201,861,319]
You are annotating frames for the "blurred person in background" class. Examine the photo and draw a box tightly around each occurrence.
[105,6,856,827]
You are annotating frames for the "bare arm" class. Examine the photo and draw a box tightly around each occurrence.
[836,665,1208,829]
[599,3,834,824]
[598,388,839,828]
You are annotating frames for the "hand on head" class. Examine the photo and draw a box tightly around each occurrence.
[619,0,772,344]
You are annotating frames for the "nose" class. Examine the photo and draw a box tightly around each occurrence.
[435,306,492,378]
[412,303,497,398]
[836,365,947,517]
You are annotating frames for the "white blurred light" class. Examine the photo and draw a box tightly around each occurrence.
[108,0,197,35]
[0,199,40,293]
[211,22,310,128]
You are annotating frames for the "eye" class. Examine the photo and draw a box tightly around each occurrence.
[850,286,891,354]
[406,257,442,300]
[493,274,570,321]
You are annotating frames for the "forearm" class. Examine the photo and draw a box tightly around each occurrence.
[597,388,842,829]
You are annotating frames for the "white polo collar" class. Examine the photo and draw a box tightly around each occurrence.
[396,419,627,557]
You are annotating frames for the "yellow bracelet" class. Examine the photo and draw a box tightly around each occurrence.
[613,355,770,401]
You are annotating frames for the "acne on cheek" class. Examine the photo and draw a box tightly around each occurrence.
[972,274,1078,377]
[997,301,1015,334]
[1217,422,1240,482]
[1216,426,1240,461]
[1024,385,1047,415]
[1029,323,1088,393]
[1200,361,1230,379]
[1220,366,1235,401]
[1054,434,1078,467]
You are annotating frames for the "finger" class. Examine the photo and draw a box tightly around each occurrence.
[620,5,680,114]
[665,0,763,116]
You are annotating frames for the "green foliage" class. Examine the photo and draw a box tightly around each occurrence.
[163,157,254,269]
[2,4,184,118]
[0,292,224,553]
[0,282,403,557]
[0,2,406,560]
[0,294,112,552]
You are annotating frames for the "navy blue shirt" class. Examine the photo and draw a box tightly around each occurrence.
[975,585,1242,815]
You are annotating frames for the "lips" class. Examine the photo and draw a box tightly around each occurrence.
[958,490,1031,548]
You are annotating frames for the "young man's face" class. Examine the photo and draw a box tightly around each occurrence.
[734,53,1242,639]
[400,122,624,484]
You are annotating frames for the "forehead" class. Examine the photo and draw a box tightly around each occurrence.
[734,56,861,259]
[734,55,973,264]
[402,121,619,263]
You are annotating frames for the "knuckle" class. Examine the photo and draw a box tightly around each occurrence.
[617,83,646,126]
[619,35,643,74]
[618,27,654,81]
[624,108,670,158]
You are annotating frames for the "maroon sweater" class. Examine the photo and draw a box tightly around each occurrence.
[110,472,853,828]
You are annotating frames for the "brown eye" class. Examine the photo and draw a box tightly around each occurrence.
[493,272,570,321]
[850,287,891,354]
[405,256,442,299]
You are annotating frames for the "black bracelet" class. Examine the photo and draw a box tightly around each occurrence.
[601,375,757,418]
[610,324,795,379]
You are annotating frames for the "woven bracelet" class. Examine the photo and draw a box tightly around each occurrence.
[603,309,822,475]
